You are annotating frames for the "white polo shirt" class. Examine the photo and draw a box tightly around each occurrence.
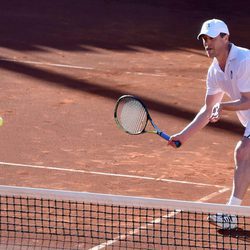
[206,43,250,127]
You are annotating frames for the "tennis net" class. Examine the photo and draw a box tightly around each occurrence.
[0,185,250,249]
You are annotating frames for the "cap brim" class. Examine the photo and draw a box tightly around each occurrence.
[197,31,220,40]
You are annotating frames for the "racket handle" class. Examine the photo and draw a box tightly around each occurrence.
[159,132,182,148]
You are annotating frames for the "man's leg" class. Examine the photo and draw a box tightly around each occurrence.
[208,136,250,229]
[229,136,250,203]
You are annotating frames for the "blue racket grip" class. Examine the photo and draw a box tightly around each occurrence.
[159,132,181,148]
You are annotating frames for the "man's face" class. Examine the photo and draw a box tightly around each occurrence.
[201,34,228,58]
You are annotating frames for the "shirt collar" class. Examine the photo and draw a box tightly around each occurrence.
[227,43,238,61]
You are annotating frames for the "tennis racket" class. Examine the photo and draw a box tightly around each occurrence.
[114,95,181,148]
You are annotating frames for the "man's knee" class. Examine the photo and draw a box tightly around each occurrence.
[235,139,250,163]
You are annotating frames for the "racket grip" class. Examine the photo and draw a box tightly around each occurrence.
[159,132,182,148]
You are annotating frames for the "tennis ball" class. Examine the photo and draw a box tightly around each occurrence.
[0,117,3,127]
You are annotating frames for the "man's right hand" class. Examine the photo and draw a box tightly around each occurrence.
[168,133,186,148]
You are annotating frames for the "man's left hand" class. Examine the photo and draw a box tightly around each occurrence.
[209,103,221,123]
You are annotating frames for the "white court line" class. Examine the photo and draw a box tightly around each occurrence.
[0,58,95,70]
[87,187,230,250]
[0,58,177,78]
[0,161,230,249]
[0,161,227,189]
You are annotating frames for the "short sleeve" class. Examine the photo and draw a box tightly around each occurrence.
[206,65,222,95]
[237,59,250,92]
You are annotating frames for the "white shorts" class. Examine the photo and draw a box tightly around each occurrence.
[244,121,250,138]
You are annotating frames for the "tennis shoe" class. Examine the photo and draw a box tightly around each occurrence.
[207,213,237,229]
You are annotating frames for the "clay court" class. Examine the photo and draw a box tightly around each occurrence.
[0,1,250,245]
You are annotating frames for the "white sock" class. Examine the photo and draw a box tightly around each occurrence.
[227,196,242,206]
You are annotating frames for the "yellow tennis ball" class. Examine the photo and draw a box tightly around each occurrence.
[0,117,3,127]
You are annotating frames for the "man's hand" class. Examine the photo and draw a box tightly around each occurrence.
[209,103,222,123]
[168,133,185,148]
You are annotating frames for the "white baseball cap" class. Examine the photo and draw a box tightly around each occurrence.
[197,19,229,40]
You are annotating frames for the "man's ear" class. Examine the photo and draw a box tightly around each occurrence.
[223,34,229,42]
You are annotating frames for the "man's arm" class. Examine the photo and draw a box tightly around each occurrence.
[210,92,250,123]
[222,92,250,110]
[169,92,224,146]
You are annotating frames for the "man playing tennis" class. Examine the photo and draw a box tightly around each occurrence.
[169,19,250,229]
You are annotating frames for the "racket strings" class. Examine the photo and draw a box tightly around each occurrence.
[118,99,147,134]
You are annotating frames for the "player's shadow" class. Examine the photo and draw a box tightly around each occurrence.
[218,228,250,243]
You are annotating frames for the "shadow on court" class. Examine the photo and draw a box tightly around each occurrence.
[0,0,248,136]
[0,0,249,52]
[0,59,243,136]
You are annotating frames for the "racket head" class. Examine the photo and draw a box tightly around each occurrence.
[114,95,149,135]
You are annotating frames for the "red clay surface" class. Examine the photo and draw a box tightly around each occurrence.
[0,0,250,206]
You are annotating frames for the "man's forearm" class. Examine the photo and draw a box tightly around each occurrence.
[180,106,211,139]
[221,97,250,111]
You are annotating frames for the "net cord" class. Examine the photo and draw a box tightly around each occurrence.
[0,185,249,217]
